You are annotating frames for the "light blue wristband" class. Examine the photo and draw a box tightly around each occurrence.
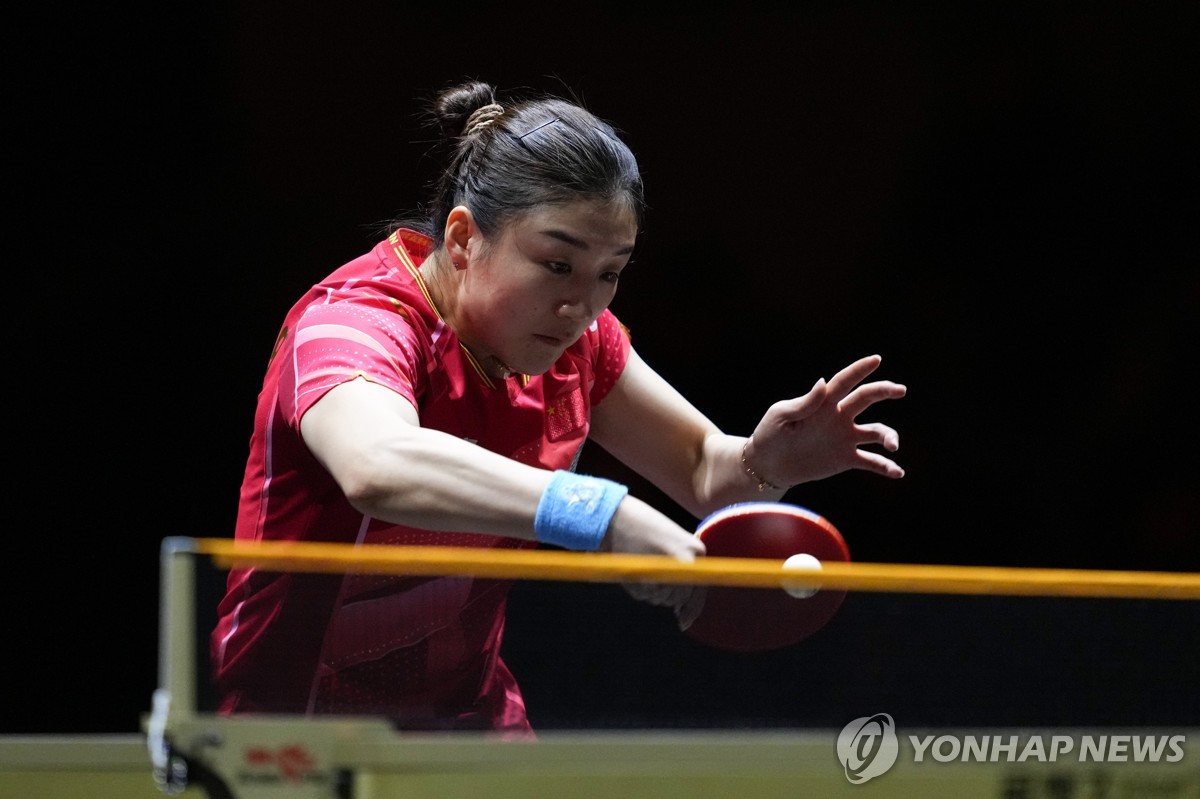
[534,470,629,551]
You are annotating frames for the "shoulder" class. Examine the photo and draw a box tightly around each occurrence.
[295,235,439,341]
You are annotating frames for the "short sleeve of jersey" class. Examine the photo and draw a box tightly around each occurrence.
[283,299,425,425]
[588,308,632,405]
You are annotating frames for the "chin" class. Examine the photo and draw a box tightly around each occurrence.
[517,361,555,377]
[511,353,560,377]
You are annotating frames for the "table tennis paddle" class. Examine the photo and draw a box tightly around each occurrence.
[683,502,850,652]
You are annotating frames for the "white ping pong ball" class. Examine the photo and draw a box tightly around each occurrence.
[782,553,823,599]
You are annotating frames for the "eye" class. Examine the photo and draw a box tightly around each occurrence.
[545,261,571,275]
[600,271,621,285]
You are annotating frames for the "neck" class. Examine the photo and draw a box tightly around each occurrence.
[421,251,514,380]
[420,251,456,319]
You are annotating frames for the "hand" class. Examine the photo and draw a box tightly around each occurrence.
[745,354,906,487]
[602,495,706,616]
[621,581,703,621]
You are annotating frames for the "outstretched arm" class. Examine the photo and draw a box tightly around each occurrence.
[298,376,703,560]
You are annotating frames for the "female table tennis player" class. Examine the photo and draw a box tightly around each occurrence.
[211,79,906,737]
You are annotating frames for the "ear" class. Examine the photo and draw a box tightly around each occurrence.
[444,205,477,270]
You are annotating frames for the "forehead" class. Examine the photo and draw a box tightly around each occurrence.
[505,199,638,248]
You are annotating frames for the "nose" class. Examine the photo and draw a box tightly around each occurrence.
[555,296,591,322]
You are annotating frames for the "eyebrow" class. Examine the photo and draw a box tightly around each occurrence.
[540,229,636,256]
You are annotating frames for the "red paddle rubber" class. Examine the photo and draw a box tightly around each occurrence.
[684,502,850,652]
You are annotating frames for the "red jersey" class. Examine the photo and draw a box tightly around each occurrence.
[212,229,630,734]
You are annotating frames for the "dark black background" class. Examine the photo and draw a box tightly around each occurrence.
[10,2,1198,734]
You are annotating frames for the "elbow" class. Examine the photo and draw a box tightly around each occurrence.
[332,450,414,518]
[339,474,389,517]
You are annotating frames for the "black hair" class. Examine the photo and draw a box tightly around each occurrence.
[394,80,645,248]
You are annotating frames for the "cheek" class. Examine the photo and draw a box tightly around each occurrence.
[486,283,546,327]
[507,277,558,312]
[591,282,619,312]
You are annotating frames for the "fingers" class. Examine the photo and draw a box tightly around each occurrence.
[851,420,904,476]
[855,421,901,452]
[762,377,828,422]
[854,448,906,478]
[623,581,696,610]
[838,380,907,419]
[769,356,900,422]
[825,354,883,401]
[676,585,707,631]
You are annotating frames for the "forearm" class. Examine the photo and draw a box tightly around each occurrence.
[300,379,555,539]
[303,380,701,559]
[589,350,788,519]
[354,431,698,557]
[337,424,554,540]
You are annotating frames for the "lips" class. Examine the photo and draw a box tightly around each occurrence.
[534,332,575,347]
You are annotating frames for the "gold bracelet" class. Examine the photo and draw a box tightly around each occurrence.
[741,437,783,492]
